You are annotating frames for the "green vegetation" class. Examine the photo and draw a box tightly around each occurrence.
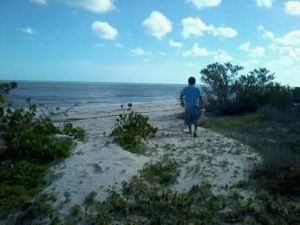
[64,160,300,225]
[111,103,158,153]
[0,82,85,223]
[201,63,294,115]
[140,159,179,185]
[202,106,300,195]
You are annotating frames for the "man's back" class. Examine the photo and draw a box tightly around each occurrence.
[180,85,201,109]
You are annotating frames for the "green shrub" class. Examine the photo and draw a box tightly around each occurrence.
[0,82,17,119]
[63,122,86,141]
[111,104,158,152]
[293,87,300,103]
[201,64,294,115]
[200,62,243,115]
[1,104,73,163]
[0,82,85,222]
[140,159,179,185]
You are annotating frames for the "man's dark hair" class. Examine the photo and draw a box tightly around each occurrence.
[188,76,196,85]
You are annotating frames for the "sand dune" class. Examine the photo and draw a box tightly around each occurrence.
[46,101,259,215]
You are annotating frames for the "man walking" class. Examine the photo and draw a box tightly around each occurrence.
[180,76,204,137]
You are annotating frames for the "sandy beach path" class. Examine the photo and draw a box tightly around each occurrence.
[46,101,259,214]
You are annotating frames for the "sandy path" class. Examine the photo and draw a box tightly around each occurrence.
[45,101,259,214]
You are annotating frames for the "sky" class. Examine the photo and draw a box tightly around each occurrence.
[0,0,300,85]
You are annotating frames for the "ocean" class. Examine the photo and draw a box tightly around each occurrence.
[7,81,186,108]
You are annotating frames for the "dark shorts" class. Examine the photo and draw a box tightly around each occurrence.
[184,106,201,125]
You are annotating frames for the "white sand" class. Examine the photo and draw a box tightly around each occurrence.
[45,101,259,214]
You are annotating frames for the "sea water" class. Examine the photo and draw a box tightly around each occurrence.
[7,81,186,109]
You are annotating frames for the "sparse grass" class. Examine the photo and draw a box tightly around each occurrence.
[63,159,300,225]
[202,106,300,196]
[140,159,179,185]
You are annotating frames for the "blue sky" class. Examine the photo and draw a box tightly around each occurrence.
[0,0,300,85]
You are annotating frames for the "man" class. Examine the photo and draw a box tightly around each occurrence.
[180,76,204,137]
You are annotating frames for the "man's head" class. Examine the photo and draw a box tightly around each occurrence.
[188,76,196,85]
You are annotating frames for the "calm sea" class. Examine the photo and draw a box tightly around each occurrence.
[7,81,185,108]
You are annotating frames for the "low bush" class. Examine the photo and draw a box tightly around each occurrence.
[63,122,86,141]
[1,103,73,163]
[111,103,158,152]
[0,82,85,222]
[140,159,179,185]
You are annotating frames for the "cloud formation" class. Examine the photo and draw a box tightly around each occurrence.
[181,17,206,38]
[30,0,47,5]
[277,30,300,46]
[142,11,172,40]
[20,26,39,36]
[30,0,115,13]
[187,0,222,9]
[257,25,275,40]
[91,21,118,40]
[130,47,146,56]
[169,39,183,48]
[181,17,237,39]
[239,42,265,57]
[284,1,300,16]
[255,0,274,8]
[213,50,233,62]
[182,43,209,57]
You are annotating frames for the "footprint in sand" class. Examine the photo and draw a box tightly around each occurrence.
[86,163,103,174]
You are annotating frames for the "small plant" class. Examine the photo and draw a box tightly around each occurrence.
[111,103,158,152]
[63,122,86,141]
[140,159,179,185]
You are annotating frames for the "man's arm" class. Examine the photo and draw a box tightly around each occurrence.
[180,94,184,108]
[180,89,184,108]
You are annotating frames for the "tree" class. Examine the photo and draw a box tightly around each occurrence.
[235,68,293,111]
[200,62,243,114]
[235,68,275,112]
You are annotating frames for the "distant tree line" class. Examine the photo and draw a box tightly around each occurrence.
[200,62,298,115]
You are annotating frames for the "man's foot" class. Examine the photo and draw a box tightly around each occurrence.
[183,127,190,133]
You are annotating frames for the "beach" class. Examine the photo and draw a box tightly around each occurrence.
[46,100,259,215]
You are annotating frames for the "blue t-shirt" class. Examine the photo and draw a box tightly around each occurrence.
[180,85,202,110]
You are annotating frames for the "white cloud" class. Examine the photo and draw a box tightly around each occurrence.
[169,39,183,48]
[284,1,300,16]
[30,0,115,13]
[257,25,275,40]
[66,0,115,13]
[239,42,265,57]
[20,26,38,36]
[91,21,118,40]
[255,0,274,8]
[277,30,300,46]
[250,46,266,57]
[210,26,238,38]
[130,47,146,56]
[130,47,153,56]
[142,11,172,40]
[181,17,237,39]
[181,17,207,38]
[30,0,47,5]
[187,0,222,9]
[279,46,300,58]
[213,50,233,62]
[239,42,251,51]
[182,43,209,57]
